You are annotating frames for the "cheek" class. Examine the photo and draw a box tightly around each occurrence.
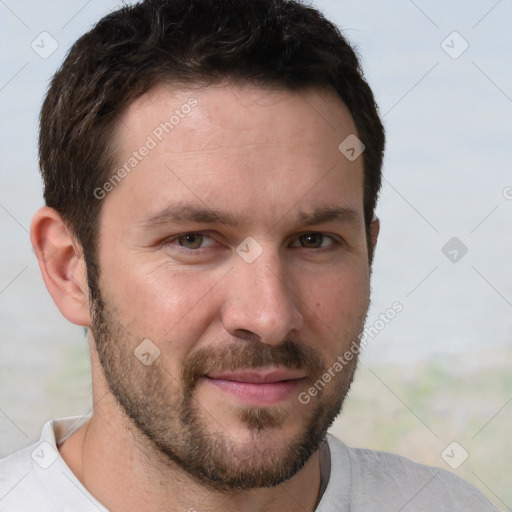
[101,261,225,349]
[305,269,370,352]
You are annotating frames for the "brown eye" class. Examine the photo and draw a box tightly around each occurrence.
[299,233,323,248]
[177,234,204,249]
[290,233,337,249]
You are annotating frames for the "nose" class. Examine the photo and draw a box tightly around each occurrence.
[221,251,304,345]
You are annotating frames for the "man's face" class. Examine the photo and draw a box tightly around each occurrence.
[90,83,373,490]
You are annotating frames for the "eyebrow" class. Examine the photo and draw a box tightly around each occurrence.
[138,204,241,229]
[138,204,361,230]
[296,207,362,228]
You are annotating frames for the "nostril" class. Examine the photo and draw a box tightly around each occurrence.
[233,329,261,343]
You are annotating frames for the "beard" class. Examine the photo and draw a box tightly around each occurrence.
[89,286,363,492]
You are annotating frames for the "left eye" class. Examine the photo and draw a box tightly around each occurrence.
[291,233,336,249]
[175,233,216,249]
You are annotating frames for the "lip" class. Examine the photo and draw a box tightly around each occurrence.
[206,368,306,384]
[203,368,306,405]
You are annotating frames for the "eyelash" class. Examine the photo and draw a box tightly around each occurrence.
[164,232,341,252]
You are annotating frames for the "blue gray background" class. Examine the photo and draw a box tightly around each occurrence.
[1,0,511,508]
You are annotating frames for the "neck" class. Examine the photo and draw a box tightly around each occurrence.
[59,395,323,512]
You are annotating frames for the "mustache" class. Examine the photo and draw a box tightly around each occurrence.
[181,340,326,389]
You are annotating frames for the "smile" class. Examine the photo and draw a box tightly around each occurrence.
[203,368,307,406]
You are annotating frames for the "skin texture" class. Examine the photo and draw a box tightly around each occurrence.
[31,83,379,512]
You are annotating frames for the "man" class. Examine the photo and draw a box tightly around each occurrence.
[0,0,497,510]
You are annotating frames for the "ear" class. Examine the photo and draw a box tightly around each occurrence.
[368,217,380,264]
[370,217,380,249]
[30,206,90,327]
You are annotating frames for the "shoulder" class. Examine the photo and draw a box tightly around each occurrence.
[0,443,55,511]
[0,417,95,512]
[0,444,32,482]
[325,434,499,512]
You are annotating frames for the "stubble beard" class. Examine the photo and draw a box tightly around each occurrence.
[89,287,363,492]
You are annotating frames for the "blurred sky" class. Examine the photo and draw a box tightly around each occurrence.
[0,0,511,429]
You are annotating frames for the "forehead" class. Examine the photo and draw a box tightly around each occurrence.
[113,82,360,158]
[103,82,364,230]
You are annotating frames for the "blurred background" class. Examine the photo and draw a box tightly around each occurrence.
[1,0,511,508]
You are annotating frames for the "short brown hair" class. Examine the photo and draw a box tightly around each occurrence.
[39,0,385,293]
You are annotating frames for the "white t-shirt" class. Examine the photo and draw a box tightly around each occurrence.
[0,417,498,511]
